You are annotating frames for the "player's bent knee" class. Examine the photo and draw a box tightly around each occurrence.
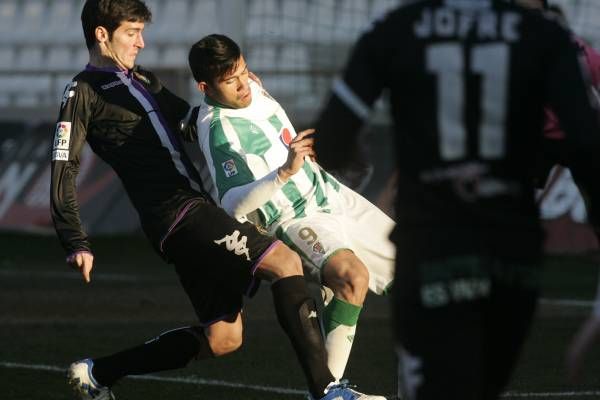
[347,263,370,290]
[205,315,244,356]
[323,256,370,301]
[210,333,243,356]
[256,242,303,281]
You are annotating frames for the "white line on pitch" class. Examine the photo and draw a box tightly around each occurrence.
[0,269,169,282]
[539,299,595,308]
[502,391,600,398]
[0,361,306,396]
[2,361,599,398]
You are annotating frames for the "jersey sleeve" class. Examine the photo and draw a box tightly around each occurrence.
[203,116,257,201]
[545,27,600,232]
[50,80,93,255]
[313,19,388,171]
[220,169,285,219]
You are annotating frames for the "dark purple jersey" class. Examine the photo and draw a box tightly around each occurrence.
[50,65,207,256]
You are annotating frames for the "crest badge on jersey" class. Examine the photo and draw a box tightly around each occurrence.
[222,159,238,177]
[279,127,293,147]
[52,121,71,161]
[312,241,326,255]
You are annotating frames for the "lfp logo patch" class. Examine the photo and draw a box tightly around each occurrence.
[222,159,238,177]
[52,121,71,161]
[279,128,293,147]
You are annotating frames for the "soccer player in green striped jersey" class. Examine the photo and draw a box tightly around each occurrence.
[184,34,395,398]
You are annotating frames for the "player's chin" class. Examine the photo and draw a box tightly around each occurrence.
[125,57,137,69]
[239,96,252,108]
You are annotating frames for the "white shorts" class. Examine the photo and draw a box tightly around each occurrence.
[275,184,395,295]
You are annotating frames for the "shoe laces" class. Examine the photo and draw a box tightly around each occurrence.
[328,379,358,392]
[306,379,359,400]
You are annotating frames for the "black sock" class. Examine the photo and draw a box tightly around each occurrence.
[271,276,334,398]
[92,326,213,387]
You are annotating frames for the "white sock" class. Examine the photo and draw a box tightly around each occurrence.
[325,323,357,381]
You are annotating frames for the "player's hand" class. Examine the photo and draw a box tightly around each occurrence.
[66,251,95,283]
[565,316,600,382]
[278,129,315,181]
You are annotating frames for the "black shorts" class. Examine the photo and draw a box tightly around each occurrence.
[163,200,278,326]
[393,228,541,400]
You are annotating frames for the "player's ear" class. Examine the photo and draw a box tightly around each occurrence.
[197,81,209,94]
[95,26,109,44]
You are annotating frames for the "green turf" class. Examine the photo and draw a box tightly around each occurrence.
[1,232,599,399]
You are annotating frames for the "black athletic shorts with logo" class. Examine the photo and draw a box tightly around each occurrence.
[162,199,279,326]
[393,227,541,400]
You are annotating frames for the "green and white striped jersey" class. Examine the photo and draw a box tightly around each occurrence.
[194,80,342,232]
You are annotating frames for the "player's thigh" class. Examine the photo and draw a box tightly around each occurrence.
[278,213,346,275]
[164,202,276,325]
[338,185,396,294]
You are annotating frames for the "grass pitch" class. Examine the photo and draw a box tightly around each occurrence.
[1,232,599,399]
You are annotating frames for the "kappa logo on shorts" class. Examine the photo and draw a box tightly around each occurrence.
[214,230,251,261]
[222,159,238,177]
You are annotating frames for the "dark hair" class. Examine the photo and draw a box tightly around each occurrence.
[81,0,152,50]
[188,34,242,84]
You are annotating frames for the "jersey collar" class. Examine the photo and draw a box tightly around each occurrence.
[86,63,131,75]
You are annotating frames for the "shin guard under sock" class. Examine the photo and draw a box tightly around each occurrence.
[271,276,335,398]
[323,297,362,381]
[92,326,213,387]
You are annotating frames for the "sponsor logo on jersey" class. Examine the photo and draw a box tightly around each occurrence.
[101,80,125,90]
[222,159,238,177]
[60,81,77,109]
[214,230,251,261]
[279,127,293,146]
[312,241,326,255]
[52,122,71,161]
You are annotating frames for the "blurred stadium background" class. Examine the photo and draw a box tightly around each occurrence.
[0,0,599,241]
[1,1,600,399]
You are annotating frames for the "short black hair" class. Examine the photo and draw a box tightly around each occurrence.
[188,34,242,84]
[81,0,152,50]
